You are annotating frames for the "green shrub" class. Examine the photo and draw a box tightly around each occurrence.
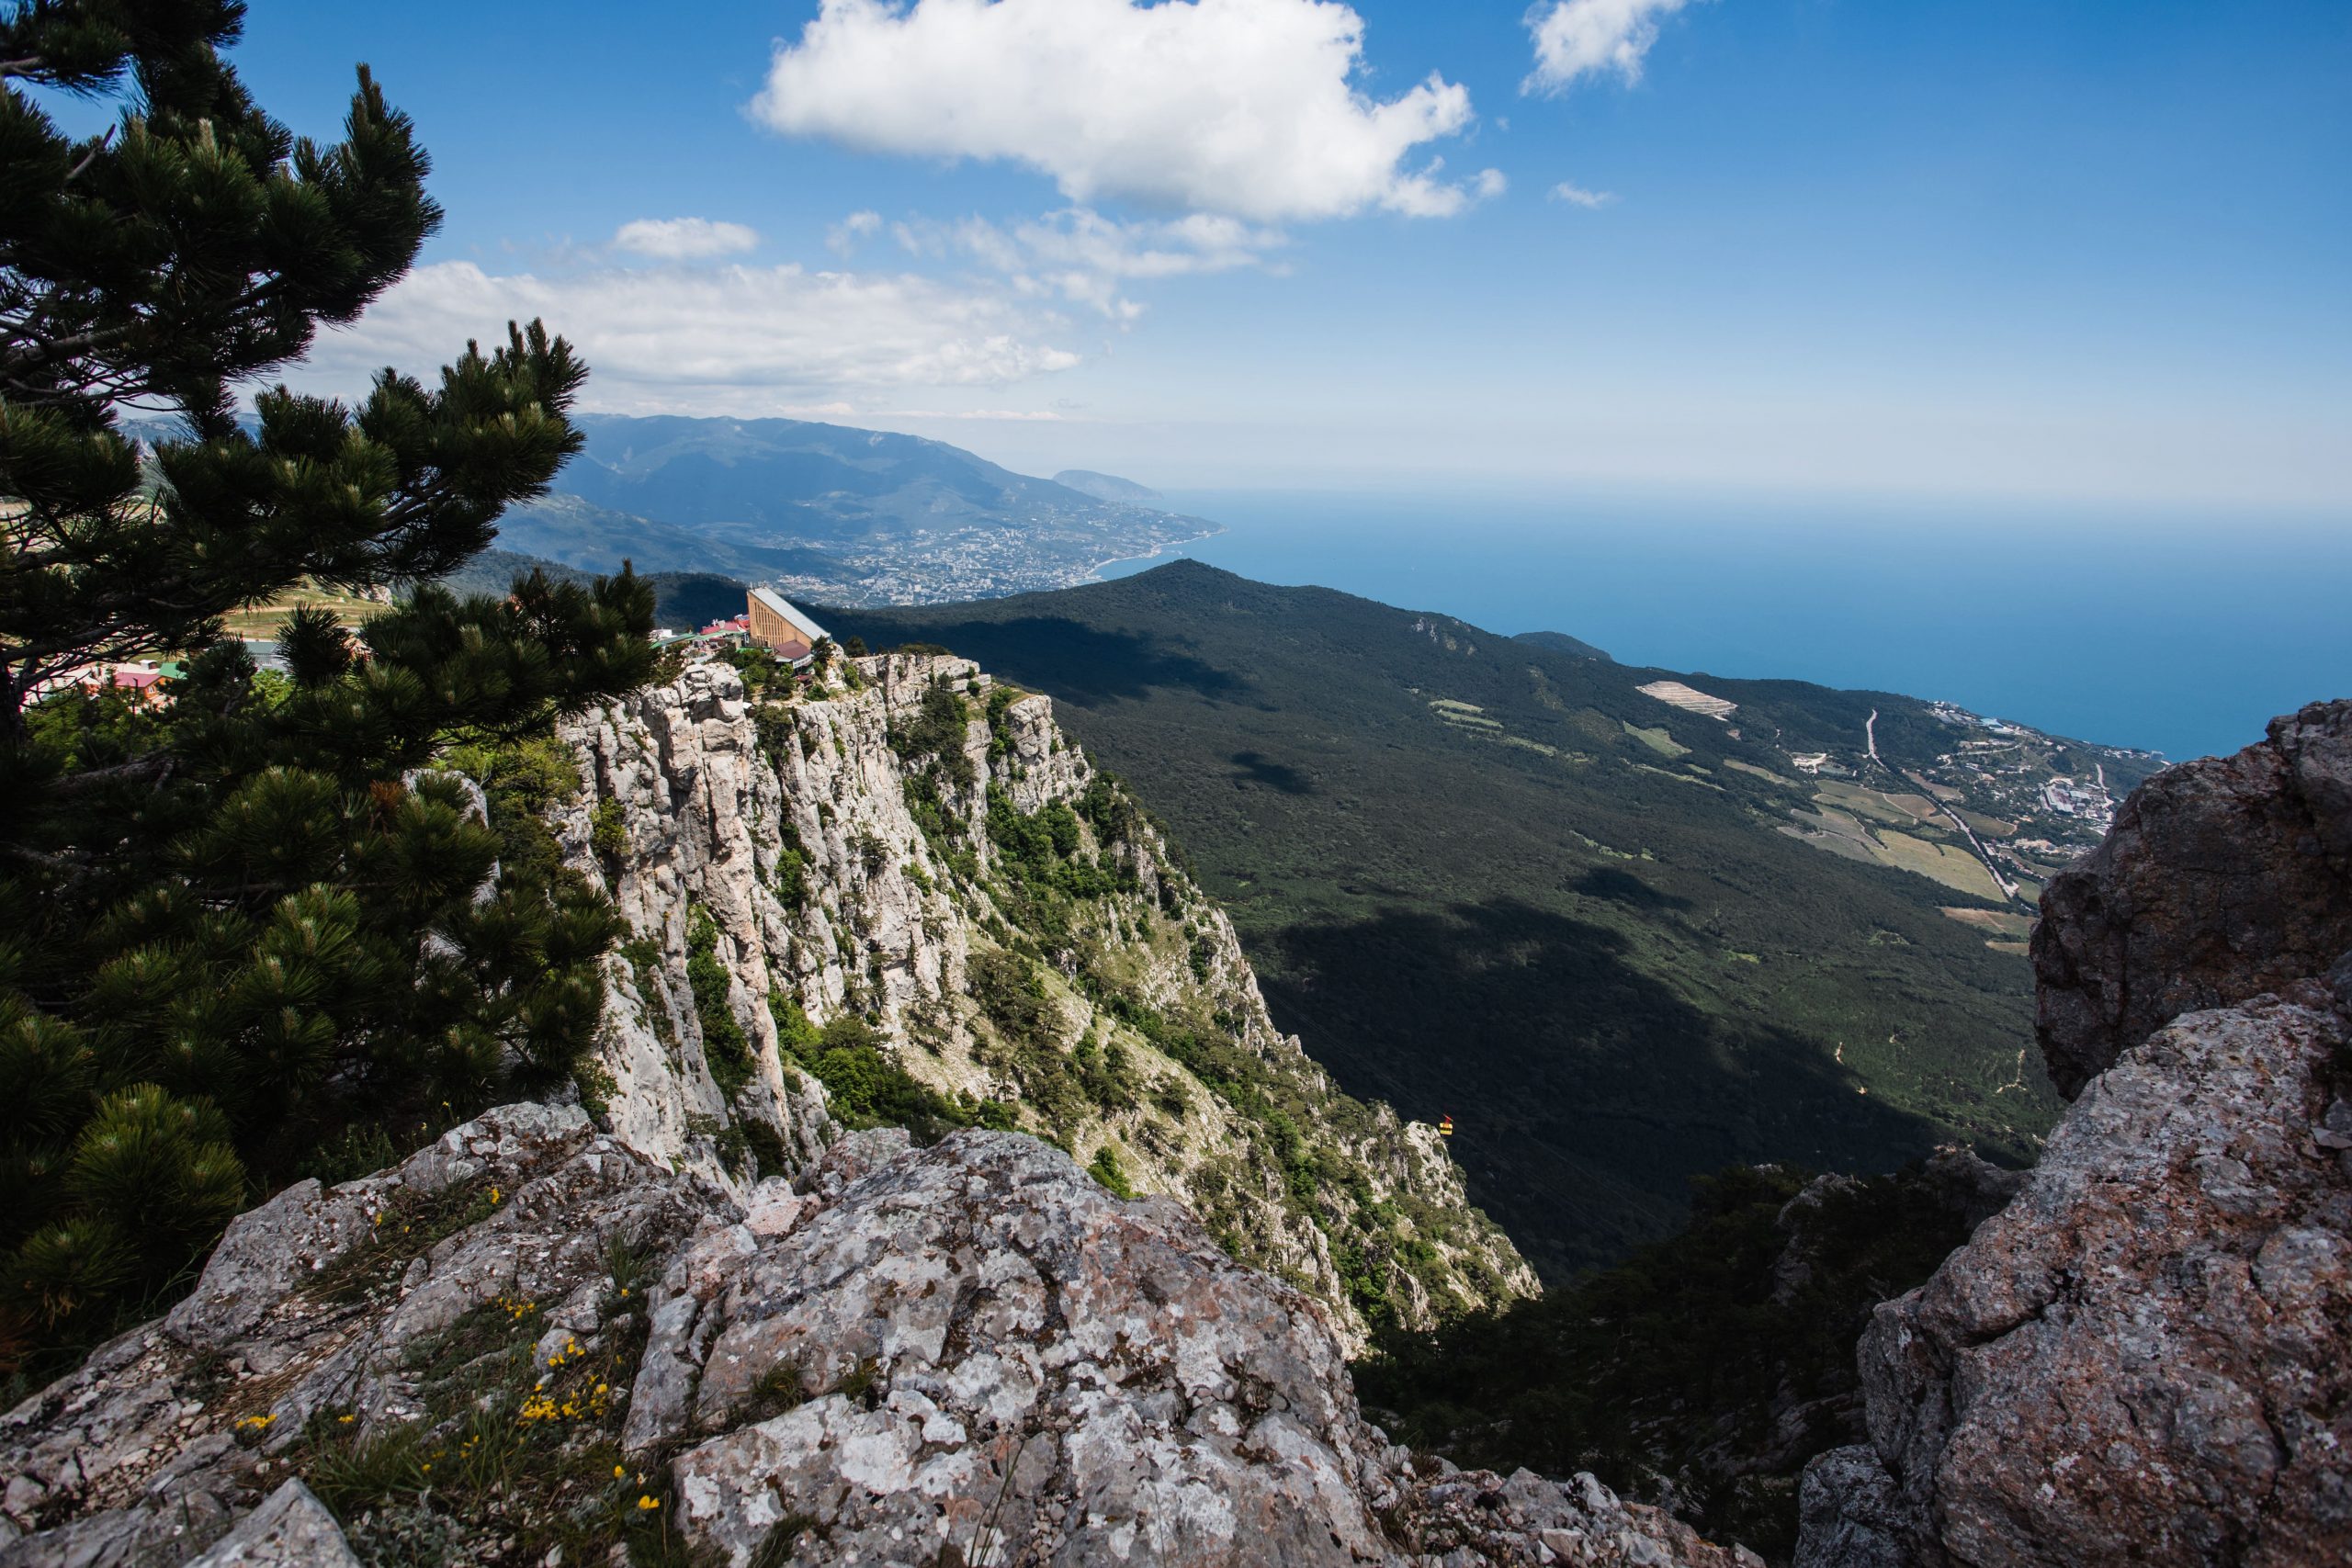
[588,797,628,860]
[1087,1145,1136,1200]
[685,904,753,1100]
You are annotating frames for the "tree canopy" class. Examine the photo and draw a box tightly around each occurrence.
[0,1,654,1374]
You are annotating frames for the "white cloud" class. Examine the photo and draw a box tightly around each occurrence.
[827,209,884,255]
[611,217,762,259]
[1525,0,1696,95]
[1549,180,1615,208]
[284,260,1081,412]
[751,0,1498,222]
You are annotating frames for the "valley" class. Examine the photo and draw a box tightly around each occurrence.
[825,562,2134,1279]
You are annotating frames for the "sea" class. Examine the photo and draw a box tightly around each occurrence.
[1092,488,2352,763]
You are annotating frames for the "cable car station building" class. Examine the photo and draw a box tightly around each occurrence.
[746,586,829,670]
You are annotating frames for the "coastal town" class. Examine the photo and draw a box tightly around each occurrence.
[1635,677,2164,918]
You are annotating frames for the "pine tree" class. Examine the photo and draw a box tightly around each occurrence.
[0,3,655,1371]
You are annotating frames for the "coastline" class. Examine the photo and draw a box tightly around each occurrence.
[1083,522,1227,582]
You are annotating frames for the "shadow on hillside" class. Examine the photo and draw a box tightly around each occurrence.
[1229,750,1315,795]
[1572,866,1693,912]
[831,613,1248,706]
[1257,896,1949,1280]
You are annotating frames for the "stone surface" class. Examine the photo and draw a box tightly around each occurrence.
[1845,989,2352,1567]
[0,1104,709,1567]
[1792,1448,1914,1568]
[181,1481,356,1567]
[2032,698,2352,1098]
[0,1110,1716,1568]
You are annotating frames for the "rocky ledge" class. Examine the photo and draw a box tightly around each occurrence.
[1,1106,1735,1568]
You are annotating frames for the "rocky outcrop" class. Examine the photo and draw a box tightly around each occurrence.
[2032,699,2352,1098]
[0,1106,1724,1568]
[1808,987,2352,1566]
[556,649,1532,1340]
[1801,699,2352,1568]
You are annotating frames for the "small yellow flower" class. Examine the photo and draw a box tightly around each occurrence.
[337,1415,356,1426]
[614,1464,627,1479]
[637,1495,660,1511]
[490,1186,501,1204]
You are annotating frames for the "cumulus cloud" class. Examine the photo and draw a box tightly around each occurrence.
[827,209,885,256]
[284,260,1081,412]
[1525,0,1695,95]
[611,217,762,259]
[1549,181,1615,208]
[751,0,1498,222]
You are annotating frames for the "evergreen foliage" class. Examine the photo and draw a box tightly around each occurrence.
[768,996,1005,1144]
[0,6,653,1371]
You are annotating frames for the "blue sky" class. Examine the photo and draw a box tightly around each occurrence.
[207,1,2351,508]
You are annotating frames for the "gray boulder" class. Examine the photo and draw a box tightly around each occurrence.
[1831,987,2352,1567]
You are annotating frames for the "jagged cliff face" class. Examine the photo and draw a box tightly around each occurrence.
[553,650,1532,1341]
[1800,700,2352,1568]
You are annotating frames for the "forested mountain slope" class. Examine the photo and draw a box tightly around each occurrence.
[829,562,2152,1277]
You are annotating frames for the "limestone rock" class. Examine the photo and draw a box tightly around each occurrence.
[0,1109,1711,1568]
[557,650,1532,1340]
[182,1481,356,1567]
[1846,989,2352,1567]
[2032,699,2352,1097]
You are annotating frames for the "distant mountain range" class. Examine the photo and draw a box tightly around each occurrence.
[828,561,2161,1280]
[487,415,1216,605]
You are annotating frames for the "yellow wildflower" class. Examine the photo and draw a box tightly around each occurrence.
[637,1495,661,1511]
[614,1465,626,1479]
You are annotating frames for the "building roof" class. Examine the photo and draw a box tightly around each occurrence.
[750,586,829,644]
